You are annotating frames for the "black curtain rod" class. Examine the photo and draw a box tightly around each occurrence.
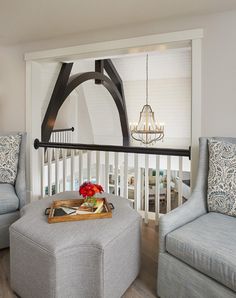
[34,139,191,159]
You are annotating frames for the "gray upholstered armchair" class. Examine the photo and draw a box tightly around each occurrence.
[0,132,27,249]
[158,137,236,298]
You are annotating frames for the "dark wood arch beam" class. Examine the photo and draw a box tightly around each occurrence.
[41,62,130,146]
[41,63,73,144]
[103,59,129,141]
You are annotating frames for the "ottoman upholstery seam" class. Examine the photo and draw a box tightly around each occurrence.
[10,228,55,256]
[10,218,141,254]
[10,227,106,255]
[103,217,141,249]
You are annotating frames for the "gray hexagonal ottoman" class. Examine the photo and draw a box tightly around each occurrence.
[10,192,141,298]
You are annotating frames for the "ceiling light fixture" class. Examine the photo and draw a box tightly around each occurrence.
[130,54,164,145]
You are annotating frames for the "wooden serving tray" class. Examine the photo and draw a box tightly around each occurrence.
[47,198,112,223]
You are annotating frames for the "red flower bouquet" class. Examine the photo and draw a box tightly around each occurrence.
[79,182,104,207]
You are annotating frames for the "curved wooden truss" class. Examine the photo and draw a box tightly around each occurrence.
[41,60,130,146]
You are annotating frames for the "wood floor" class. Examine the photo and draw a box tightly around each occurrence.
[0,220,158,298]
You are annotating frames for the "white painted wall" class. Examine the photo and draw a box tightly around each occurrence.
[1,10,236,139]
[0,46,25,131]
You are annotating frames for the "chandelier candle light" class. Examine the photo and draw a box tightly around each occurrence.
[130,54,164,145]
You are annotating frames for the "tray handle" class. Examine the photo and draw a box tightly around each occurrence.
[108,203,115,210]
[45,207,51,216]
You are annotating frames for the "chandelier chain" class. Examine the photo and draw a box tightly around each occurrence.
[146,54,148,105]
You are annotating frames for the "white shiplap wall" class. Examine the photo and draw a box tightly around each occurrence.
[124,78,191,148]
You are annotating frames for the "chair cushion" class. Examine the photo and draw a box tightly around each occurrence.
[0,134,21,184]
[208,139,236,217]
[166,212,236,292]
[0,184,19,214]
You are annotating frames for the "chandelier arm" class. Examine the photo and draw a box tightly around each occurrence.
[131,130,164,145]
[130,132,145,142]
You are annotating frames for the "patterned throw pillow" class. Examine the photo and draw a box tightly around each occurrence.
[208,139,236,216]
[0,134,21,184]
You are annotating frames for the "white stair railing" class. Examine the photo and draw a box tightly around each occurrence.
[40,145,191,223]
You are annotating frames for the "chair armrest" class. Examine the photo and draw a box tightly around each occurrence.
[159,137,210,252]
[159,190,207,252]
[15,133,27,209]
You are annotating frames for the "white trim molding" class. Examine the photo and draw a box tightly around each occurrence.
[25,29,203,62]
[191,38,202,187]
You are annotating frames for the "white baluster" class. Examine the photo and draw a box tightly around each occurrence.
[105,152,109,192]
[79,150,83,185]
[96,151,100,184]
[63,149,67,191]
[114,152,119,195]
[155,155,160,225]
[167,156,171,213]
[70,150,75,191]
[178,156,183,206]
[145,154,149,224]
[41,148,45,198]
[123,153,128,198]
[87,151,91,181]
[55,148,59,194]
[134,154,141,211]
[47,148,52,196]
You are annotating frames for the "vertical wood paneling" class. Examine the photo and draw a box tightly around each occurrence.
[178,156,183,206]
[155,155,160,225]
[134,154,141,211]
[105,152,109,192]
[145,154,149,224]
[123,153,128,198]
[114,152,119,196]
[167,156,171,213]
[96,151,100,184]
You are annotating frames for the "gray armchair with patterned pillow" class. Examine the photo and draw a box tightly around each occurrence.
[158,137,236,298]
[0,132,27,249]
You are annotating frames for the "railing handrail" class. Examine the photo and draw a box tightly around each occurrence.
[34,139,191,158]
[51,127,74,133]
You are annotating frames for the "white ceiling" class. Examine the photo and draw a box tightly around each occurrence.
[1,0,236,45]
